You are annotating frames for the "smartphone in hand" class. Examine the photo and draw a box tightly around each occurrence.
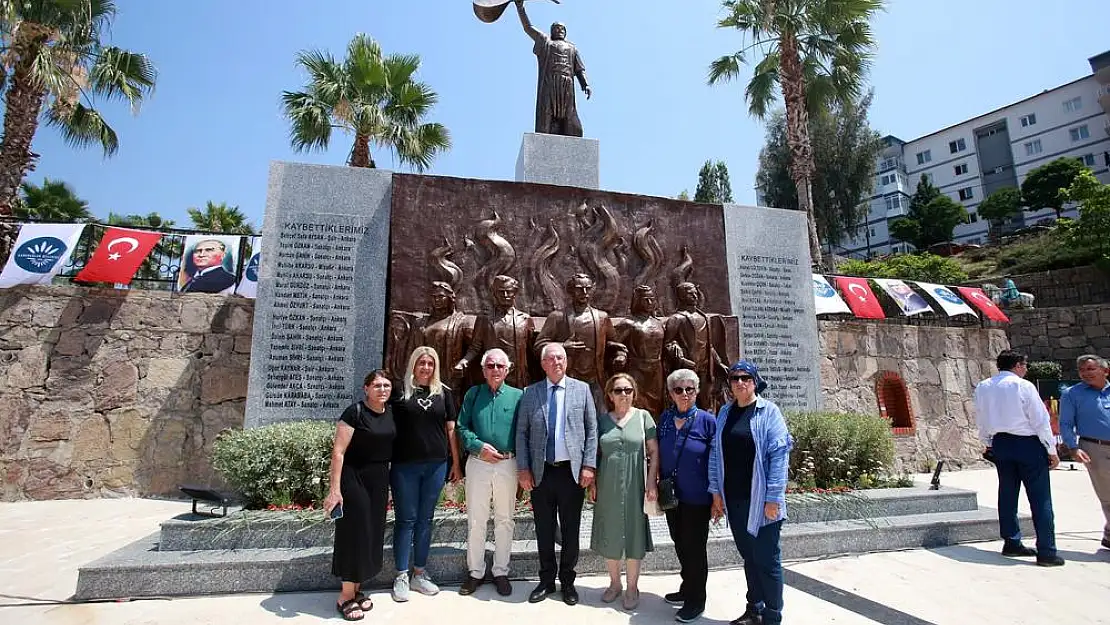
[329,503,344,521]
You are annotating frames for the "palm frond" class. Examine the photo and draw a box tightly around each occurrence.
[44,101,118,155]
[87,46,156,112]
[281,91,333,152]
[707,52,745,85]
[390,122,450,172]
[745,50,780,118]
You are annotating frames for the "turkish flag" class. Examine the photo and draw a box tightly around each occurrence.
[75,227,162,285]
[957,287,1010,322]
[833,276,886,319]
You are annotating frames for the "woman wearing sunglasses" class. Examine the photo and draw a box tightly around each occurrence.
[657,369,718,623]
[708,360,793,625]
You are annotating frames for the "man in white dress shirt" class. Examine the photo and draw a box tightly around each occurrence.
[973,349,1064,566]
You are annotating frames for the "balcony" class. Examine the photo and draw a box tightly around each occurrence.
[1100,86,1110,119]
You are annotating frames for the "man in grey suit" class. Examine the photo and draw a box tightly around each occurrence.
[516,342,598,605]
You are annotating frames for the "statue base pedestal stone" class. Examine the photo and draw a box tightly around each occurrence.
[515,132,600,189]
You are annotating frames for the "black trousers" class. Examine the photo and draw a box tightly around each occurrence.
[665,501,712,608]
[532,463,584,587]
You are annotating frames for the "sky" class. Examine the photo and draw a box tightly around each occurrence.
[25,0,1110,232]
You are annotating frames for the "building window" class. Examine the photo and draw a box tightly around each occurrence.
[954,163,968,176]
[1024,139,1043,156]
[1070,125,1090,142]
[916,150,932,165]
[1063,96,1082,112]
[1083,154,1096,167]
[949,138,967,154]
[884,195,902,211]
[967,212,979,223]
[870,227,876,237]
[880,173,896,186]
[959,187,974,201]
[875,372,915,435]
[1019,114,1037,127]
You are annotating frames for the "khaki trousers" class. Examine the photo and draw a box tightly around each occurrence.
[1079,439,1110,541]
[464,455,518,578]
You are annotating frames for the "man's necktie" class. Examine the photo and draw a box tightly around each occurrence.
[546,385,559,463]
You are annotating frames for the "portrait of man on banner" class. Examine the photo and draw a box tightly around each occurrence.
[178,235,240,294]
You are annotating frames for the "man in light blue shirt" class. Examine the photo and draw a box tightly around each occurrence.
[1059,354,1110,550]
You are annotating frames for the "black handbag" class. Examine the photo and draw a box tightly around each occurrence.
[658,417,694,511]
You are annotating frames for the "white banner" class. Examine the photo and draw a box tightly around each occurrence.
[812,274,850,315]
[916,281,978,317]
[236,237,260,298]
[873,278,933,316]
[0,223,86,288]
[178,234,241,294]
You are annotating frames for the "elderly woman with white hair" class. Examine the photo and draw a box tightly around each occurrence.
[657,368,718,622]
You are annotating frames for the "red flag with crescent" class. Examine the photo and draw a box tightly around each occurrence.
[75,227,162,285]
[833,276,885,319]
[956,286,1010,322]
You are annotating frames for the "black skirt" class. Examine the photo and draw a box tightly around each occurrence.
[331,462,390,583]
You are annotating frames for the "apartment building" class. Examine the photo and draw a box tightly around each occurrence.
[833,50,1110,258]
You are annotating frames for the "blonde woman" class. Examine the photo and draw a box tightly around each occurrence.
[388,347,462,602]
[589,373,658,610]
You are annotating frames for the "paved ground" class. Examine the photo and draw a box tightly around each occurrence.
[1,467,1107,624]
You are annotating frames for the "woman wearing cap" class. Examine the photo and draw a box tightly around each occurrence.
[708,360,793,625]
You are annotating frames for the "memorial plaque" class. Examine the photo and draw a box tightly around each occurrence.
[723,204,821,412]
[245,162,393,428]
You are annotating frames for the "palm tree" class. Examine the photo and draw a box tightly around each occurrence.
[282,33,450,171]
[14,177,90,221]
[708,0,882,269]
[0,0,157,216]
[187,201,254,234]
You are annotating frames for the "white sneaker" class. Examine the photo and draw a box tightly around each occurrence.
[410,570,440,596]
[391,571,410,602]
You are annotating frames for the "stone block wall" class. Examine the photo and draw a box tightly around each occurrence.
[1008,304,1110,376]
[0,286,252,500]
[818,320,1009,471]
[963,265,1110,309]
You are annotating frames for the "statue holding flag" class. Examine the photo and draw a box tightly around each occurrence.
[474,0,591,137]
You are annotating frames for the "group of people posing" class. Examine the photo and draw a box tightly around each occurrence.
[323,343,794,624]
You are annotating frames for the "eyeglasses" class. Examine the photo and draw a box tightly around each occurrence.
[484,363,508,370]
[610,387,635,395]
[671,387,697,395]
[729,375,754,383]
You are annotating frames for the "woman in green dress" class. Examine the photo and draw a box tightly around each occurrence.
[589,373,659,610]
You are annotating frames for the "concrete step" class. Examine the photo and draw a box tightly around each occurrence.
[76,506,1028,600]
[159,486,981,551]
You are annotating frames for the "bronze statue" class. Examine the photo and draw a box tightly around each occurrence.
[664,281,728,411]
[512,0,591,137]
[460,275,536,389]
[535,273,626,401]
[614,285,666,416]
[411,281,476,401]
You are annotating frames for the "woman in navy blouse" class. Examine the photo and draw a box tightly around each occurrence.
[657,368,718,623]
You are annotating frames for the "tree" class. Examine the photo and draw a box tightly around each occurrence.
[1059,169,1110,262]
[0,1,157,215]
[187,201,254,234]
[1021,157,1088,219]
[694,160,733,203]
[13,178,90,221]
[708,0,883,268]
[756,91,883,247]
[282,34,450,171]
[977,187,1023,239]
[677,189,690,201]
[838,252,968,283]
[888,193,967,251]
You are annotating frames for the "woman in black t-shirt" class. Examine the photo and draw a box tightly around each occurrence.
[324,369,396,621]
[388,346,462,602]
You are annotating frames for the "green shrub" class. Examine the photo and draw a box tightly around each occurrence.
[212,420,334,508]
[786,412,895,490]
[838,253,968,283]
[1025,361,1062,382]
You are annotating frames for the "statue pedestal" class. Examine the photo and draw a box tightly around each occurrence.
[515,132,600,189]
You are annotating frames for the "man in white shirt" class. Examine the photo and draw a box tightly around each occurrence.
[973,349,1063,566]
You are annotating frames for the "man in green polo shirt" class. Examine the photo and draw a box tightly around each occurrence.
[457,348,523,597]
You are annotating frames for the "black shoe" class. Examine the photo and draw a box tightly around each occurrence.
[562,584,579,605]
[1001,543,1037,557]
[730,607,762,625]
[459,576,483,596]
[493,575,512,596]
[664,591,685,606]
[676,605,705,622]
[528,583,556,603]
[1101,538,1110,550]
[1036,555,1065,567]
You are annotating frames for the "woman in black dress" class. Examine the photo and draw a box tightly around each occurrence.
[325,369,396,621]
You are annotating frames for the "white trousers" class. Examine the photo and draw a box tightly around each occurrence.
[465,455,518,577]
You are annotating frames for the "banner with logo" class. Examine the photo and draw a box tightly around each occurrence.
[832,276,886,319]
[957,286,1010,322]
[235,237,260,298]
[873,278,933,316]
[74,227,162,285]
[178,235,241,294]
[812,274,850,315]
[0,223,86,288]
[916,281,977,318]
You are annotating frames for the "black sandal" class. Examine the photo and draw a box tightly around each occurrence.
[336,598,365,621]
[354,593,374,612]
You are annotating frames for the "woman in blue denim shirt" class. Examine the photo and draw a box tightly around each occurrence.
[708,360,793,625]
